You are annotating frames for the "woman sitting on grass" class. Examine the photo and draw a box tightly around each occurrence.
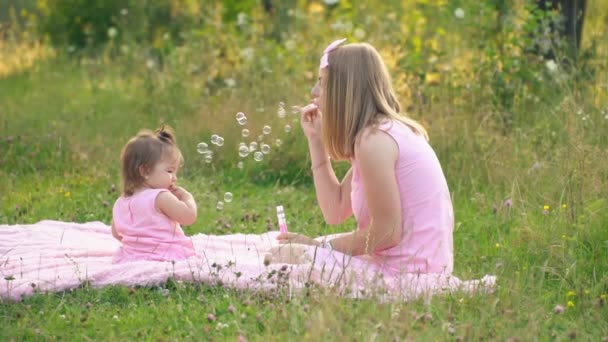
[268,39,454,276]
[111,125,198,263]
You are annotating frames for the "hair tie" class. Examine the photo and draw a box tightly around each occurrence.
[319,38,347,69]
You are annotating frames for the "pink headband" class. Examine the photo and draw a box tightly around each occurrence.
[319,38,347,69]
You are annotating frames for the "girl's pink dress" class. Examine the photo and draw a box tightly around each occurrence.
[112,188,196,263]
[350,119,454,275]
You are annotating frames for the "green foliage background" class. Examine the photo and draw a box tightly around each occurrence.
[0,0,607,340]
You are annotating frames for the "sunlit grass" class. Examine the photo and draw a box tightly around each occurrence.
[1,0,607,340]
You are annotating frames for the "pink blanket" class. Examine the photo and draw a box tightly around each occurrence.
[0,221,495,301]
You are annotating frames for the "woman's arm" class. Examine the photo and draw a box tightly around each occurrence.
[300,103,353,224]
[327,129,402,255]
[156,187,198,226]
[308,138,353,225]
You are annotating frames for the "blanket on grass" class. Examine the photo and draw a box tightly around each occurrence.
[0,220,495,301]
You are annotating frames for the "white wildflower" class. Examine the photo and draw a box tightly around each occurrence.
[454,8,465,19]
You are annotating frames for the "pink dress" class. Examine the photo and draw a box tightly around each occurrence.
[350,119,454,275]
[112,188,196,263]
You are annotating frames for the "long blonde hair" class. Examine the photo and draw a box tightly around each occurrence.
[321,43,428,161]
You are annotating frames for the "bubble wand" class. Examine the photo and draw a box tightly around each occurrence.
[276,205,288,233]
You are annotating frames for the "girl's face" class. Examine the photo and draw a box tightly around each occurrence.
[144,157,179,190]
[311,69,327,107]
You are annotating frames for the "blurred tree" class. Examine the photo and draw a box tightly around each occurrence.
[535,0,587,60]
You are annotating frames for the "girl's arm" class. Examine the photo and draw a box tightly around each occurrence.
[111,221,122,241]
[156,187,198,226]
[326,129,402,255]
[307,137,354,225]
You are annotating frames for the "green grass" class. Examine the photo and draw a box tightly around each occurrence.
[2,1,608,340]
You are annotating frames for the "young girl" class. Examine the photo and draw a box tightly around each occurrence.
[274,39,454,275]
[111,125,198,263]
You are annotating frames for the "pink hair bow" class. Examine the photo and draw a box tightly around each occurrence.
[319,38,347,69]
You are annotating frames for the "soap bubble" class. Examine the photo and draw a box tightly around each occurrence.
[216,136,224,146]
[275,139,282,147]
[261,144,271,154]
[238,145,250,157]
[253,151,264,161]
[284,124,292,133]
[237,161,244,169]
[277,107,286,118]
[241,128,250,137]
[224,192,233,203]
[262,126,272,135]
[236,112,247,125]
[204,154,213,163]
[257,134,264,142]
[197,142,209,154]
[216,201,224,210]
[249,141,258,152]
[211,134,219,145]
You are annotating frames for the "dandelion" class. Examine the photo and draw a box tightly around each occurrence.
[567,301,575,308]
[454,8,465,19]
[146,59,155,69]
[543,205,550,211]
[224,78,236,88]
[107,27,118,39]
[601,294,606,299]
[113,315,119,320]
[562,204,567,209]
[354,28,366,40]
[545,60,558,72]
[567,291,576,297]
[64,191,71,198]
[495,243,501,248]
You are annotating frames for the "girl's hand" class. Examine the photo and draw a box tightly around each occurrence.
[277,232,320,246]
[169,186,191,201]
[296,103,322,140]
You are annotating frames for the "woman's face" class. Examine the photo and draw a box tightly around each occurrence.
[310,69,326,107]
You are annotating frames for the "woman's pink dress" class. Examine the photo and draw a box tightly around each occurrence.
[349,119,454,275]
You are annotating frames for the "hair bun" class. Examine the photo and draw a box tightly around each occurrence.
[156,125,176,144]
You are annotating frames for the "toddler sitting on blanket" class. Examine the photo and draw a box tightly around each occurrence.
[111,125,198,263]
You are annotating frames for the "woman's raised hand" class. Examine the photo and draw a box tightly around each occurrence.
[296,103,322,140]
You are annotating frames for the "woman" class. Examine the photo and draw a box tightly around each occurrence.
[270,39,454,276]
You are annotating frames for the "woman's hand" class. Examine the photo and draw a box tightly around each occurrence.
[277,232,320,246]
[297,103,322,140]
[264,244,312,265]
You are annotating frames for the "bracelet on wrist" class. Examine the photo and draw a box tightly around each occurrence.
[311,159,329,171]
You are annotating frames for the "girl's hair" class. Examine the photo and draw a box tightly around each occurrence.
[321,43,428,161]
[119,125,184,196]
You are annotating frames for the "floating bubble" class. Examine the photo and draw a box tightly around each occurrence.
[262,126,271,135]
[275,139,282,147]
[279,101,285,107]
[236,112,248,125]
[241,128,250,137]
[253,151,264,161]
[261,144,271,154]
[197,142,209,154]
[257,134,265,142]
[216,201,224,210]
[204,154,213,163]
[249,141,258,152]
[284,124,292,133]
[216,137,224,146]
[277,107,286,118]
[211,134,219,145]
[237,161,244,169]
[224,192,233,203]
[238,145,250,157]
